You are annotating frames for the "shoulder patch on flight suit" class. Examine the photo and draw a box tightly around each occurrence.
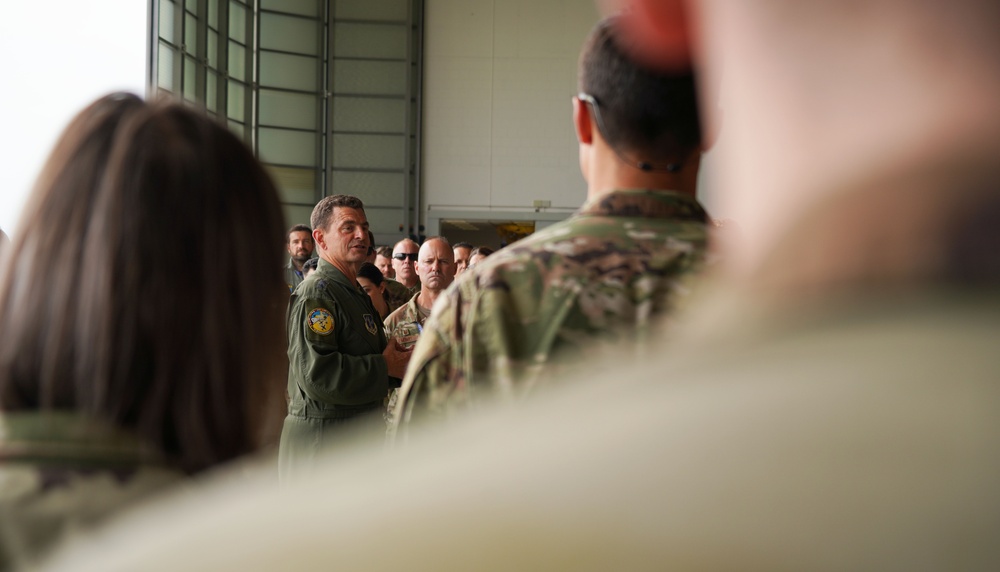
[307,308,335,335]
[363,314,378,336]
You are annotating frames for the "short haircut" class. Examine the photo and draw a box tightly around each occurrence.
[421,235,451,249]
[0,93,287,474]
[356,262,385,286]
[303,258,319,271]
[375,245,393,258]
[393,238,419,253]
[310,195,365,234]
[453,241,474,251]
[579,17,702,161]
[287,224,311,242]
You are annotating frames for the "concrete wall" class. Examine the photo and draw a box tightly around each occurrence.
[421,0,599,233]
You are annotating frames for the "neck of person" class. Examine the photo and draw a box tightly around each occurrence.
[585,143,701,202]
[323,254,357,283]
[416,288,441,311]
[291,258,307,272]
[398,275,418,289]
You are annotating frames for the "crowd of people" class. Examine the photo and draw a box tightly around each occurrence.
[1,0,998,568]
[274,16,710,468]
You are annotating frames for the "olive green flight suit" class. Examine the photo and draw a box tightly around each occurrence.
[279,258,391,479]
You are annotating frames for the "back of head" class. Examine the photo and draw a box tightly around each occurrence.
[0,93,287,474]
[579,17,702,163]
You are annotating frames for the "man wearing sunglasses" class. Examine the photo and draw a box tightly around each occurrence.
[390,238,421,292]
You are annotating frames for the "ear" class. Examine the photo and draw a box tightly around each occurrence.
[573,96,594,145]
[312,228,325,251]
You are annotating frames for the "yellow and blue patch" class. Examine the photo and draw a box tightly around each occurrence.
[307,308,334,335]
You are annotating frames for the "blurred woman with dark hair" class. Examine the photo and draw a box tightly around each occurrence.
[0,93,288,568]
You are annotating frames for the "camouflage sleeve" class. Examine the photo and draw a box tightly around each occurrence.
[391,286,470,430]
[384,295,421,349]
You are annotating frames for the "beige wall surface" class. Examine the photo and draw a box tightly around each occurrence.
[421,0,599,218]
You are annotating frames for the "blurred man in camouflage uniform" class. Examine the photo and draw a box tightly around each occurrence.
[392,17,711,427]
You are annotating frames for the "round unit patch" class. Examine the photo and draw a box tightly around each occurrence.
[307,307,335,336]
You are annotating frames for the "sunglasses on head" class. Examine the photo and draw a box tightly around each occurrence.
[393,252,418,261]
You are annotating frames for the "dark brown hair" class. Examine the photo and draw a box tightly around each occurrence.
[310,194,365,233]
[470,246,495,258]
[0,93,287,474]
[287,224,312,242]
[356,262,385,286]
[579,17,702,162]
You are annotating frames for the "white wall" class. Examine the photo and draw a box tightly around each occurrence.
[422,0,599,219]
[0,2,148,235]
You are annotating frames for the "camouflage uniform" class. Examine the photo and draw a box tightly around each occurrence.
[382,278,412,315]
[0,413,178,570]
[393,189,710,427]
[382,293,431,421]
[383,293,429,350]
[280,258,391,479]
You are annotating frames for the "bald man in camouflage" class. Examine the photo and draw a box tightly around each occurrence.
[392,17,711,428]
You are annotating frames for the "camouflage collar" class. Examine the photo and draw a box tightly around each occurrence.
[577,189,708,223]
[0,412,164,469]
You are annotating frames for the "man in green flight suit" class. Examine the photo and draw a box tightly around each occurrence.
[280,195,412,479]
[392,17,711,429]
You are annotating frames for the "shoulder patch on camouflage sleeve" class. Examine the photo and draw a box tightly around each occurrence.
[307,307,335,335]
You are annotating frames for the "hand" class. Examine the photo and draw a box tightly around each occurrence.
[383,337,413,379]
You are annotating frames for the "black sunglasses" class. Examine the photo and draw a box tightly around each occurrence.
[393,252,418,261]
